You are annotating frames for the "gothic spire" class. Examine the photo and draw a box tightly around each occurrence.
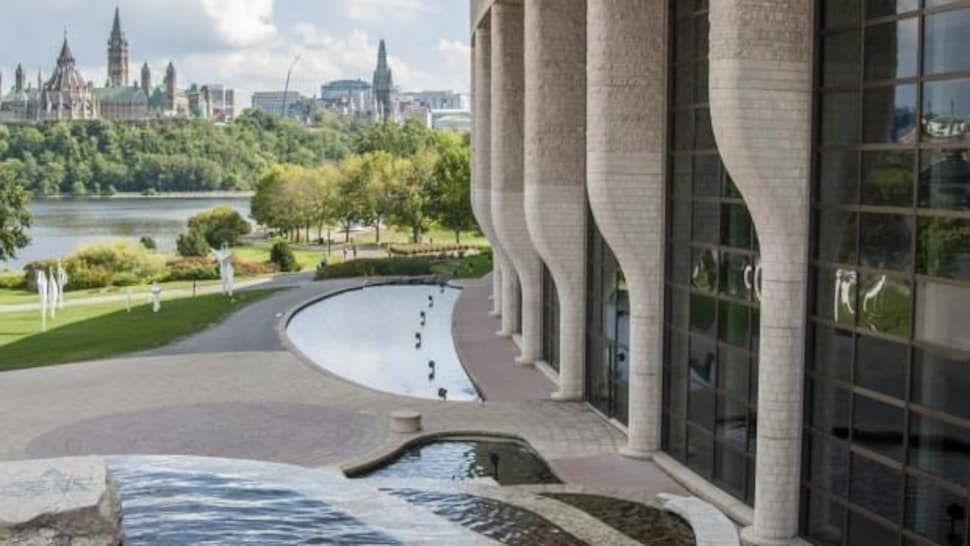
[58,33,75,65]
[377,39,388,70]
[111,6,122,38]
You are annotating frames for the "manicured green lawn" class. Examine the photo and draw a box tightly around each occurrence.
[0,278,252,306]
[232,242,328,271]
[347,227,489,248]
[0,288,283,371]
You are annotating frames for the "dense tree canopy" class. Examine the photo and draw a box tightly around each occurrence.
[0,109,353,195]
[0,159,31,260]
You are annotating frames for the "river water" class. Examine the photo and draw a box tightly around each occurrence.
[2,197,251,270]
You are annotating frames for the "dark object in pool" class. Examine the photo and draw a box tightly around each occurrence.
[420,310,426,319]
[428,371,435,382]
[415,341,422,350]
[542,493,696,546]
[438,388,447,401]
[428,295,434,307]
[387,489,585,546]
[415,332,422,341]
[428,360,435,369]
[489,452,500,481]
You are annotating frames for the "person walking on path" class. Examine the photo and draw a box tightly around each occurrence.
[352,245,358,260]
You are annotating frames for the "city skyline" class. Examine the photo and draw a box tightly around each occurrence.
[0,1,471,109]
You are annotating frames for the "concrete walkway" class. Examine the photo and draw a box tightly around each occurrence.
[0,273,685,500]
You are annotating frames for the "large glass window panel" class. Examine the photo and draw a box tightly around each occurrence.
[665,415,686,460]
[690,293,717,338]
[814,267,859,327]
[719,347,750,400]
[912,347,970,421]
[823,30,861,88]
[718,301,750,348]
[671,199,692,241]
[721,203,752,249]
[825,0,861,28]
[813,324,854,382]
[673,155,693,196]
[691,247,719,293]
[865,0,918,18]
[714,443,748,499]
[922,78,970,144]
[859,213,913,271]
[909,413,970,486]
[847,511,898,546]
[808,435,851,497]
[694,156,720,196]
[861,150,914,206]
[821,92,861,145]
[810,379,851,440]
[720,252,752,300]
[904,476,968,546]
[674,110,694,150]
[670,244,691,285]
[716,396,749,452]
[667,332,688,417]
[669,287,690,330]
[818,150,860,204]
[687,425,714,478]
[849,453,903,521]
[863,84,917,143]
[915,280,970,352]
[852,393,905,460]
[855,334,907,398]
[858,273,912,337]
[918,148,970,210]
[817,210,858,265]
[924,8,970,75]
[864,18,918,81]
[917,217,970,281]
[692,201,720,244]
[804,490,846,545]
[695,110,715,150]
[674,64,694,107]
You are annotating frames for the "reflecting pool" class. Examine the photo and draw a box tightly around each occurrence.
[286,284,479,401]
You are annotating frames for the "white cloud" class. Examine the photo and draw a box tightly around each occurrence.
[199,0,277,47]
[342,0,432,22]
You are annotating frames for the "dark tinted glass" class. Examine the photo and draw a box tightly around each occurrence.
[687,425,713,477]
[718,301,750,348]
[714,442,748,497]
[671,199,691,241]
[922,78,970,143]
[813,325,853,381]
[866,0,918,18]
[864,18,919,81]
[692,201,720,244]
[863,84,917,143]
[915,280,970,352]
[691,247,718,292]
[848,511,897,546]
[917,217,970,281]
[849,453,902,521]
[818,150,859,204]
[673,155,692,196]
[859,273,911,337]
[814,267,858,327]
[720,252,752,300]
[721,203,752,248]
[808,435,850,497]
[904,476,968,545]
[856,335,906,398]
[909,413,970,486]
[861,150,914,206]
[804,490,845,545]
[823,31,861,87]
[669,287,689,329]
[674,110,693,150]
[810,380,851,439]
[817,210,858,264]
[695,109,715,149]
[918,148,970,210]
[859,213,913,270]
[825,0,861,27]
[670,243,690,284]
[924,8,970,75]
[674,64,694,106]
[912,347,970,421]
[853,394,904,460]
[719,347,750,399]
[821,92,860,145]
[695,156,720,195]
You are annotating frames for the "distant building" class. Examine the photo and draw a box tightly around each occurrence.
[399,90,462,110]
[321,79,372,105]
[372,39,394,122]
[251,91,318,122]
[205,84,236,122]
[400,103,432,128]
[431,109,471,132]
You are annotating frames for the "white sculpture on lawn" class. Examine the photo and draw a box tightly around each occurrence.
[56,259,68,309]
[150,282,162,313]
[212,244,234,297]
[47,268,59,320]
[36,270,48,332]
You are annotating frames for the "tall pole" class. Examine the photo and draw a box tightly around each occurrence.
[280,53,302,118]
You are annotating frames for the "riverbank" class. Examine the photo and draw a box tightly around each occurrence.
[32,191,255,200]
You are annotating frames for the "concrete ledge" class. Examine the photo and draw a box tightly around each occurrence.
[389,410,422,433]
[659,493,739,546]
[0,457,122,546]
[653,452,753,527]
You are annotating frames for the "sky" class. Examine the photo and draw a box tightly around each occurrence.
[0,0,471,108]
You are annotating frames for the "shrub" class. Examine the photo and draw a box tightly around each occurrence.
[387,243,477,256]
[67,240,166,281]
[188,206,252,248]
[177,229,211,257]
[316,257,436,279]
[232,257,277,277]
[139,236,157,250]
[269,241,298,272]
[69,265,112,289]
[0,272,26,290]
[164,257,219,281]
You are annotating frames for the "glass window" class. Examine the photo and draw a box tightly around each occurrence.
[859,213,913,271]
[670,243,691,285]
[823,30,861,87]
[825,0,861,28]
[808,435,851,497]
[671,199,691,241]
[864,18,919,81]
[714,442,748,498]
[915,280,970,352]
[924,8,970,75]
[690,293,717,338]
[721,203,752,248]
[821,92,861,145]
[855,334,907,398]
[813,324,853,381]
[669,287,690,330]
[912,347,970,421]
[687,425,714,478]
[853,394,905,460]
[863,84,917,143]
[815,267,859,327]
[718,301,750,348]
[818,150,859,204]
[859,273,911,337]
[817,210,858,265]
[918,148,970,211]
[861,150,914,206]
[720,252,752,300]
[674,64,694,106]
[719,347,750,400]
[848,511,898,546]
[850,453,902,521]
[904,476,968,546]
[692,201,720,244]
[866,0,918,18]
[909,413,970,486]
[694,156,720,196]
[810,380,851,440]
[917,217,970,281]
[691,247,719,293]
[804,490,846,545]
[922,78,970,144]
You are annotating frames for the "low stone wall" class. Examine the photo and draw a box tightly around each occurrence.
[0,457,122,545]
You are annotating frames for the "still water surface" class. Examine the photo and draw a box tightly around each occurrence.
[2,197,251,270]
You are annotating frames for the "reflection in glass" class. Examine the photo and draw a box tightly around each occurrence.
[823,31,860,87]
[808,436,850,497]
[922,79,970,143]
[918,217,970,281]
[861,150,913,206]
[852,394,904,460]
[856,334,906,398]
[904,476,967,546]
[812,324,853,381]
[721,204,752,248]
[924,9,970,75]
[859,273,911,337]
[849,453,902,521]
[915,280,970,352]
[909,413,970,486]
[919,148,970,210]
[863,84,917,143]
[687,426,714,477]
[912,348,970,421]
[817,210,858,265]
[810,380,850,439]
[866,0,918,18]
[864,18,918,81]
[824,0,859,27]
[720,253,752,300]
[804,490,845,545]
[822,92,860,145]
[818,150,859,204]
[692,201,720,244]
[859,213,913,270]
[691,247,718,292]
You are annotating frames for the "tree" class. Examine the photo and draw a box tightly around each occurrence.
[386,150,435,244]
[429,132,475,244]
[176,229,210,257]
[188,206,252,247]
[0,160,31,261]
[333,155,374,242]
[270,241,298,272]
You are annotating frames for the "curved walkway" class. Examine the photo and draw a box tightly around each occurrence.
[0,274,684,499]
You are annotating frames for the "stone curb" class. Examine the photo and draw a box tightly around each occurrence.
[659,493,739,546]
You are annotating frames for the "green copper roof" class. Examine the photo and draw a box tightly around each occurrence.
[93,86,147,103]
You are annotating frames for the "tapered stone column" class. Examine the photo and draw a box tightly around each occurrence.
[709,1,812,544]
[491,0,541,363]
[523,0,587,400]
[471,26,506,317]
[587,0,666,457]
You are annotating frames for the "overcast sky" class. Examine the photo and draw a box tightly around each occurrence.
[0,0,470,108]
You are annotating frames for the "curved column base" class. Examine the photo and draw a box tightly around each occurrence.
[550,389,583,402]
[619,445,654,461]
[739,527,797,546]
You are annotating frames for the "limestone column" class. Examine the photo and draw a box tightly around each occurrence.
[708,1,812,544]
[491,0,542,363]
[471,26,506,317]
[523,0,587,399]
[587,0,666,457]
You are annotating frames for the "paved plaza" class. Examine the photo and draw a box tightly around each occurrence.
[0,275,686,497]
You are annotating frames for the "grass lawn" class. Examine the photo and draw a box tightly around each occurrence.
[232,242,329,271]
[347,227,489,248]
[0,288,283,372]
[0,278,257,306]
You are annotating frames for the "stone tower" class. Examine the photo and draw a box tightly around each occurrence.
[141,62,151,96]
[107,7,129,87]
[372,39,393,122]
[14,64,24,92]
[164,62,176,109]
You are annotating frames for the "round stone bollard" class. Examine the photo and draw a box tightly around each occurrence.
[390,410,422,433]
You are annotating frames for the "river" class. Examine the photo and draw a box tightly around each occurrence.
[2,196,252,271]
